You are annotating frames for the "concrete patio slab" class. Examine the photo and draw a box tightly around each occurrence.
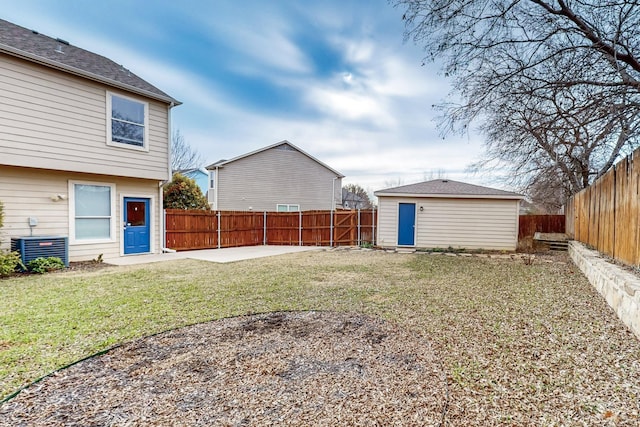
[104,245,326,266]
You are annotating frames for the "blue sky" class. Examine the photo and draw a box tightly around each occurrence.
[3,0,489,193]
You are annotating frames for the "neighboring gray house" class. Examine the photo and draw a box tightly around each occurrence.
[374,179,523,251]
[206,141,344,211]
[342,188,371,210]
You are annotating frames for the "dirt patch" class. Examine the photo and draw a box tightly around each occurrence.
[0,311,447,426]
[66,260,113,273]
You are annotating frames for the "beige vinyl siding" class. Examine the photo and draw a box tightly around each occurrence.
[216,147,341,211]
[377,196,520,250]
[376,196,403,248]
[0,55,169,181]
[0,166,161,261]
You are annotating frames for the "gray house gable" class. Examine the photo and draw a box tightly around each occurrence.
[206,140,344,211]
[206,140,345,178]
[0,18,180,105]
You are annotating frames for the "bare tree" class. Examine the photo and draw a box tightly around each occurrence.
[383,177,405,188]
[342,184,373,209]
[423,169,448,181]
[171,129,203,171]
[394,0,640,201]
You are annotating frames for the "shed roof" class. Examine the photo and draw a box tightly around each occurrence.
[206,140,345,178]
[374,179,523,200]
[0,18,180,105]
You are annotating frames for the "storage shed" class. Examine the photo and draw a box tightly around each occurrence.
[374,179,524,251]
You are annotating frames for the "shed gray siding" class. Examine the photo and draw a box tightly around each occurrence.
[377,196,520,250]
[214,146,342,211]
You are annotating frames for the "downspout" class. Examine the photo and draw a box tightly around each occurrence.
[214,167,219,210]
[161,101,176,253]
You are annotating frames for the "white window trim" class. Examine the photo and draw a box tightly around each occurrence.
[120,194,155,256]
[208,169,218,210]
[68,180,116,245]
[276,204,300,212]
[106,91,149,152]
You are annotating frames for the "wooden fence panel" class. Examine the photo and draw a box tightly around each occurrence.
[569,147,640,267]
[300,211,327,246]
[565,196,575,239]
[598,170,615,257]
[165,209,217,250]
[266,212,300,246]
[164,209,379,251]
[219,211,263,248]
[518,215,565,239]
[358,210,376,244]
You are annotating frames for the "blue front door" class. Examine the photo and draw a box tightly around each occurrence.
[398,203,416,246]
[124,197,150,254]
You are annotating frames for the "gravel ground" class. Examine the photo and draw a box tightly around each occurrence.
[0,311,447,426]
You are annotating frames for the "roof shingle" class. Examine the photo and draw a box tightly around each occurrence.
[0,19,179,104]
[374,179,523,198]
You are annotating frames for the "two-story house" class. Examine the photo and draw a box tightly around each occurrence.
[206,141,344,212]
[0,19,180,261]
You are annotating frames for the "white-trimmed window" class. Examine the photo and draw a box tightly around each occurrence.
[277,204,300,212]
[70,182,115,242]
[209,171,215,189]
[107,92,148,150]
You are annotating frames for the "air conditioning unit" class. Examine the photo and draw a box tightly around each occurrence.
[11,236,69,267]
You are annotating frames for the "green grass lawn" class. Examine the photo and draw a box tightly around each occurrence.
[2,250,639,425]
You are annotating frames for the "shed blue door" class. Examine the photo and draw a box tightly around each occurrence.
[124,197,150,254]
[398,203,416,246]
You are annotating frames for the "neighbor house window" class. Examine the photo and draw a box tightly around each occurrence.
[209,172,215,189]
[70,182,115,242]
[277,204,300,212]
[107,92,148,150]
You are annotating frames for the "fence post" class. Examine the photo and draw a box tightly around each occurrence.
[299,211,302,246]
[357,209,361,247]
[329,209,334,247]
[217,211,221,249]
[162,209,166,250]
[263,211,267,245]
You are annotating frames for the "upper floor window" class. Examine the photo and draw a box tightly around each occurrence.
[209,172,215,189]
[107,92,148,150]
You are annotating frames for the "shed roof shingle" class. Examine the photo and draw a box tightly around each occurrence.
[374,179,523,199]
[0,19,179,105]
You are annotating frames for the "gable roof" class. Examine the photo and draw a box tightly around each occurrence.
[374,179,523,200]
[206,140,345,178]
[0,19,180,105]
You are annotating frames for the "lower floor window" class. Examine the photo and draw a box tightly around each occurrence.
[73,183,114,240]
[277,204,300,212]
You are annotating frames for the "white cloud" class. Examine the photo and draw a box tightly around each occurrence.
[193,9,311,76]
[305,85,394,126]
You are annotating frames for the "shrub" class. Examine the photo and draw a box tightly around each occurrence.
[27,257,65,274]
[0,251,24,277]
[163,173,209,210]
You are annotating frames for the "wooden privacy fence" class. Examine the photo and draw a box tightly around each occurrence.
[518,215,566,239]
[566,148,640,266]
[165,209,377,251]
